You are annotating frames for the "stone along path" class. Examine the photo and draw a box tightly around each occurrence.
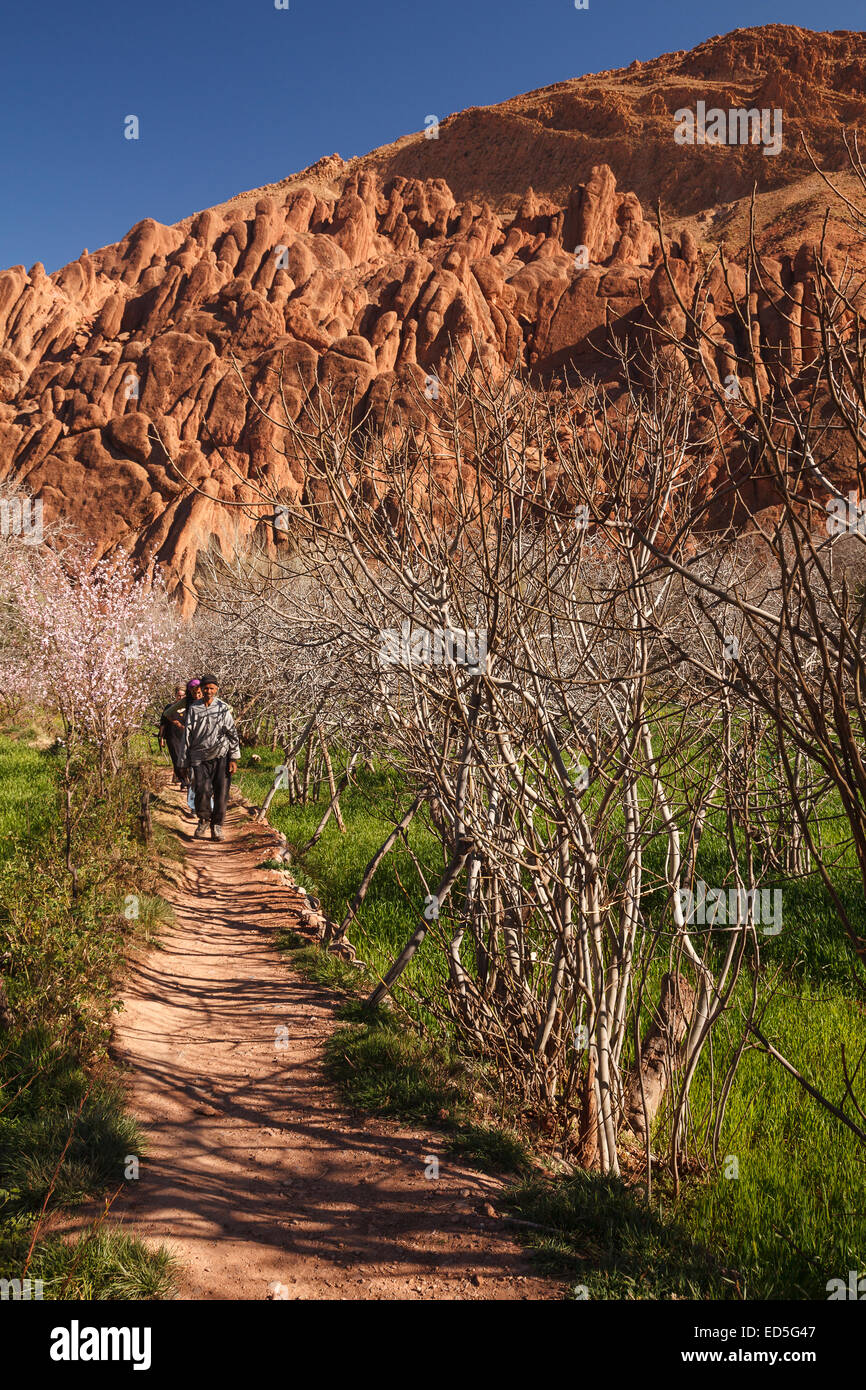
[110,777,555,1300]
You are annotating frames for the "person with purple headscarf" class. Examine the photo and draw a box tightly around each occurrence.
[159,679,203,796]
[159,682,194,788]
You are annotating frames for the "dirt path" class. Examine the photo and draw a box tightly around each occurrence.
[108,776,556,1301]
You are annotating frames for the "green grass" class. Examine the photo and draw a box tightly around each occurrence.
[0,729,176,1299]
[240,757,447,1016]
[237,745,866,1299]
[681,984,866,1299]
[276,934,372,993]
[446,1123,532,1175]
[504,1171,733,1299]
[0,734,54,866]
[277,929,532,1176]
[324,1017,469,1120]
[0,1056,142,1211]
[0,1221,177,1300]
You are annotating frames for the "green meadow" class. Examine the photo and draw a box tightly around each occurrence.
[237,749,866,1300]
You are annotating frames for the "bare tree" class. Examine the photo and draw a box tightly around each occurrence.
[178,358,777,1180]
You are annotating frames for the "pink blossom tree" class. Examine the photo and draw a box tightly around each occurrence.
[2,545,182,892]
[11,548,178,759]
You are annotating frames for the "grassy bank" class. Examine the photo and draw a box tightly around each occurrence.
[236,750,866,1300]
[0,725,176,1299]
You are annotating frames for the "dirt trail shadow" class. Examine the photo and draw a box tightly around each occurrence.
[102,776,556,1301]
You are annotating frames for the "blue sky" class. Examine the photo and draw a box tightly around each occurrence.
[0,0,862,273]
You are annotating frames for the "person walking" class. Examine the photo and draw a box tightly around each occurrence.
[158,684,190,788]
[180,679,203,813]
[181,674,240,841]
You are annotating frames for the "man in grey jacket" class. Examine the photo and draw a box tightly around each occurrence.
[181,674,240,841]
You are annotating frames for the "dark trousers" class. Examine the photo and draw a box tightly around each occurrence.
[192,757,231,825]
[166,733,187,785]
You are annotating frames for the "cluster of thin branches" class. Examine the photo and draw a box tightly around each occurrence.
[154,139,866,1176]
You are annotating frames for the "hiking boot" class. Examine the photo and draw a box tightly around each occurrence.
[194,819,209,838]
[211,823,224,841]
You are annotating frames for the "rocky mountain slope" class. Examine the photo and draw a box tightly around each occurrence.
[0,24,864,601]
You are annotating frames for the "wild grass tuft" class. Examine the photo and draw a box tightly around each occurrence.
[505,1172,732,1299]
[0,1222,176,1300]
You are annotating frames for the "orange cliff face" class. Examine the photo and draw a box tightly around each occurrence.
[1,24,864,604]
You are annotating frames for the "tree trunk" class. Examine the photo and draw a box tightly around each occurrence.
[622,972,695,1144]
[575,1054,599,1169]
[318,727,345,832]
[258,770,285,824]
[63,747,79,901]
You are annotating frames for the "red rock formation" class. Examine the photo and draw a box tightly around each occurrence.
[1,25,864,602]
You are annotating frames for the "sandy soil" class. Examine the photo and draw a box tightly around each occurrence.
[107,777,557,1301]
